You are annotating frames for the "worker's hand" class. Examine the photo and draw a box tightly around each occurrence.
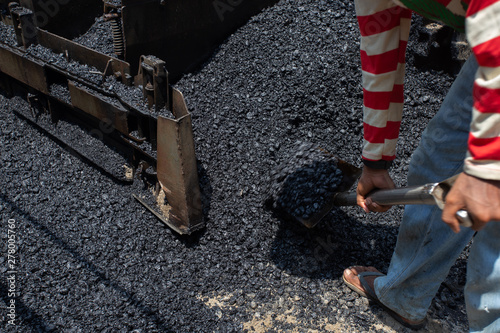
[357,166,395,213]
[442,172,500,233]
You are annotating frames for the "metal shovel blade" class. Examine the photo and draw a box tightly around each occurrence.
[294,159,362,228]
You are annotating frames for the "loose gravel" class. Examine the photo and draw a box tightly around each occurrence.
[1,0,470,332]
[72,16,116,57]
[0,21,18,46]
[24,44,104,85]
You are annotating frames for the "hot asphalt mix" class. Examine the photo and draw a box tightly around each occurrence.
[1,0,470,331]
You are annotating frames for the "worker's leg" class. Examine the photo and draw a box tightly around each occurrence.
[465,221,500,332]
[373,56,478,322]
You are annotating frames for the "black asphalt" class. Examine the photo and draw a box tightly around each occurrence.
[1,0,470,331]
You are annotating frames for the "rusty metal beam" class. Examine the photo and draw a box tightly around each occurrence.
[37,29,132,84]
[156,88,203,234]
[68,81,130,135]
[0,43,48,93]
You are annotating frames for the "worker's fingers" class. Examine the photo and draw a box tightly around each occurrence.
[366,198,392,213]
[441,201,462,233]
[357,166,395,213]
[357,180,390,212]
[442,173,500,232]
[356,185,370,213]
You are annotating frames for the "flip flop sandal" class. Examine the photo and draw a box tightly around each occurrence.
[343,270,384,298]
[343,270,426,331]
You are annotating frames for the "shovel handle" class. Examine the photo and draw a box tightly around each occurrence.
[333,189,473,227]
[456,210,473,228]
[333,185,436,206]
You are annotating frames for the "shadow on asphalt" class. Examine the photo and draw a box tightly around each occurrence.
[269,206,399,280]
[0,191,215,332]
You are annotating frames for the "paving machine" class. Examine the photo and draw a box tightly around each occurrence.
[0,0,278,234]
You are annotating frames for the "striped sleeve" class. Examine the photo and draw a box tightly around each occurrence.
[464,0,500,180]
[355,0,412,163]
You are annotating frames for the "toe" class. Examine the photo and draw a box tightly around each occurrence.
[343,266,380,289]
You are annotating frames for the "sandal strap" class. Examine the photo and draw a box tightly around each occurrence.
[350,271,426,330]
[357,271,384,300]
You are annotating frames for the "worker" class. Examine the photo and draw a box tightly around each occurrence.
[342,0,500,331]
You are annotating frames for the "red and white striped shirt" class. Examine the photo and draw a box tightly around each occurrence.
[356,0,500,179]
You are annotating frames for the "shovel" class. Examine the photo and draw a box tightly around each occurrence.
[296,162,473,229]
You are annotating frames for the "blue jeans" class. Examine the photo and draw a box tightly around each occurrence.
[373,56,500,332]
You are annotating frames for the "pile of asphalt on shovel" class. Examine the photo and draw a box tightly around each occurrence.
[265,142,344,222]
[1,0,471,332]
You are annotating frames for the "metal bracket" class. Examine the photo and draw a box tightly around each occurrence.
[136,55,203,234]
[9,2,37,48]
[139,55,171,112]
